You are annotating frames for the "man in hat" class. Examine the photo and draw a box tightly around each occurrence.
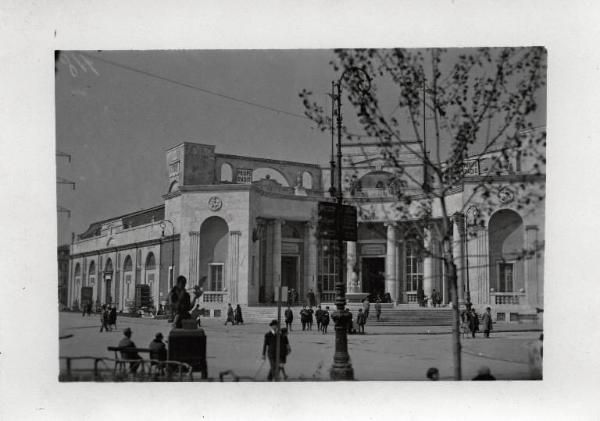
[118,327,142,373]
[148,332,167,375]
[262,320,287,381]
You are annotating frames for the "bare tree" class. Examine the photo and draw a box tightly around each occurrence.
[301,47,546,380]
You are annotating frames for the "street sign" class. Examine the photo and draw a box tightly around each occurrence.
[317,201,357,241]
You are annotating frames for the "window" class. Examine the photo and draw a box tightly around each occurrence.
[236,168,253,183]
[405,244,423,292]
[498,262,514,292]
[318,240,341,292]
[209,263,224,291]
[74,263,81,285]
[88,261,96,286]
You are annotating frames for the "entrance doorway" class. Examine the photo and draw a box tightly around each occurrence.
[361,257,385,301]
[281,256,299,300]
[105,275,112,304]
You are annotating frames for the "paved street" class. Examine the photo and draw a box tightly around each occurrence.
[59,312,541,381]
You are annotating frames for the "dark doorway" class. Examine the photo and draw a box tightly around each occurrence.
[361,257,385,301]
[105,275,112,304]
[281,256,298,293]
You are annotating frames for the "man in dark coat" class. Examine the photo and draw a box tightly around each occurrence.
[307,306,314,331]
[284,306,293,331]
[307,289,316,307]
[481,306,493,338]
[234,304,244,325]
[315,306,323,332]
[109,305,117,330]
[99,304,110,332]
[262,320,288,381]
[148,332,167,374]
[300,305,308,331]
[224,303,235,325]
[356,308,366,334]
[321,307,330,334]
[468,308,480,338]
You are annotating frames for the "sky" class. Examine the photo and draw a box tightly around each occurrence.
[55,48,546,245]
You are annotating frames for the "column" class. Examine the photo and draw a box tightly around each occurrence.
[525,225,539,307]
[385,223,397,302]
[188,231,201,286]
[228,231,241,303]
[305,222,318,295]
[476,228,490,305]
[453,213,465,307]
[264,222,274,302]
[422,228,434,305]
[395,238,403,303]
[346,241,358,293]
[272,219,282,301]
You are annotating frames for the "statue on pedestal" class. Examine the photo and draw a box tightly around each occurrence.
[169,275,203,328]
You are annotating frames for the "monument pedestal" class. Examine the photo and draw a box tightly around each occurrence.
[345,292,369,304]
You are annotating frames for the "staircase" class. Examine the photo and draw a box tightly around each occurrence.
[235,305,453,327]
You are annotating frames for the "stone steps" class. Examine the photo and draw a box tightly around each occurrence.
[235,306,454,327]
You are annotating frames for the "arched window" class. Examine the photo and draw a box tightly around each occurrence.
[220,163,233,182]
[145,252,156,269]
[302,171,313,189]
[88,261,96,286]
[74,263,81,286]
[200,216,229,291]
[488,209,524,293]
[123,256,133,272]
[252,167,290,186]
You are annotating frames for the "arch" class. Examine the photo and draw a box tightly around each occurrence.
[252,167,290,187]
[145,252,156,270]
[106,237,114,247]
[358,170,394,189]
[123,255,132,272]
[199,216,229,291]
[488,209,524,293]
[220,163,233,182]
[168,180,179,193]
[74,263,81,277]
[104,258,113,273]
[88,261,96,276]
[302,171,313,189]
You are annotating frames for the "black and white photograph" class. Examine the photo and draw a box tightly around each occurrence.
[2,1,600,419]
[55,47,546,383]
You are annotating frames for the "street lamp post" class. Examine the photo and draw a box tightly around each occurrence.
[329,67,371,380]
[160,219,175,291]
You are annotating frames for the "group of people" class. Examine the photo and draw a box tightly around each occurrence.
[224,303,244,325]
[99,304,118,332]
[461,306,493,338]
[116,327,168,375]
[284,305,332,334]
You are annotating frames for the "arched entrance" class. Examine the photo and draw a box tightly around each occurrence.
[488,209,524,298]
[199,216,229,292]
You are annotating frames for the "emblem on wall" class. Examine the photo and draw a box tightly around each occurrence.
[208,196,223,211]
[497,187,515,204]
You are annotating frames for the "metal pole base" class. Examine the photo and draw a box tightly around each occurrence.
[330,364,354,380]
[329,309,355,380]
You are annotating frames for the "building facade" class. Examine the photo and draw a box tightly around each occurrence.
[68,139,544,320]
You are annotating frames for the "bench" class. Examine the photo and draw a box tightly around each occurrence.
[107,346,193,380]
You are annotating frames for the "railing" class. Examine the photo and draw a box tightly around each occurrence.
[202,291,226,303]
[319,291,336,303]
[406,292,418,303]
[491,292,525,305]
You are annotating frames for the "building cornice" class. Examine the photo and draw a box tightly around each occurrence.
[216,153,321,169]
[70,234,180,259]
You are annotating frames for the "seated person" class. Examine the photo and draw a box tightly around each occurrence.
[118,327,142,373]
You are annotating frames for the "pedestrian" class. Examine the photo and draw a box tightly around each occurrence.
[472,366,496,380]
[224,303,235,326]
[234,304,244,325]
[346,308,355,334]
[362,298,370,320]
[426,367,440,381]
[321,306,330,334]
[431,289,440,307]
[261,320,287,381]
[118,327,142,373]
[356,308,366,334]
[308,306,314,331]
[307,289,316,307]
[481,306,493,338]
[292,288,299,305]
[284,305,293,331]
[315,305,323,332]
[375,299,382,321]
[300,305,308,331]
[109,305,117,330]
[417,287,425,307]
[86,302,92,316]
[99,304,110,332]
[148,332,167,375]
[278,327,291,380]
[468,308,480,338]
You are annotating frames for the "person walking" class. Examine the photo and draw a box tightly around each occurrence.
[307,306,314,331]
[234,304,244,325]
[300,305,308,331]
[278,328,291,380]
[468,308,480,338]
[362,298,370,320]
[375,299,382,321]
[321,307,330,334]
[481,306,493,338]
[307,289,316,307]
[118,327,142,373]
[99,304,110,332]
[109,305,117,330]
[356,308,366,334]
[431,289,440,307]
[315,305,323,332]
[262,320,287,381]
[284,305,293,331]
[224,303,235,326]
